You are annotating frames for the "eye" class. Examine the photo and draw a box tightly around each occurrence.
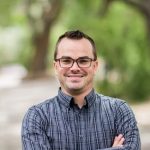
[61,58,72,64]
[78,58,90,64]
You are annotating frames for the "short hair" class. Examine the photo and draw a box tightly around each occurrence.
[54,30,97,60]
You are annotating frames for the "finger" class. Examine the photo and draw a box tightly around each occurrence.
[117,134,123,140]
[112,134,124,147]
[114,134,123,144]
[113,136,119,146]
[118,137,125,145]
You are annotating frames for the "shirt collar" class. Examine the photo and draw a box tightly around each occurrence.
[57,88,96,108]
[85,89,96,107]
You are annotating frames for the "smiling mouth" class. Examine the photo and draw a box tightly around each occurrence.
[67,75,84,77]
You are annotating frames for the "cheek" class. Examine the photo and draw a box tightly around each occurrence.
[57,69,63,76]
[54,66,63,77]
[86,69,95,77]
[56,68,68,77]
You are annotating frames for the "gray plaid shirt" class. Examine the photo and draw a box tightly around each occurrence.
[21,89,141,150]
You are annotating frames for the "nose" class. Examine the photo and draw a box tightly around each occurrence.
[70,61,80,70]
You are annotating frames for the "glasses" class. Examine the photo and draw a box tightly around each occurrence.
[55,57,96,68]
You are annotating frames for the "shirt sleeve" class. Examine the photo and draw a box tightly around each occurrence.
[21,106,51,150]
[98,100,141,150]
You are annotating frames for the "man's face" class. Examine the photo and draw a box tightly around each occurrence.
[54,38,98,95]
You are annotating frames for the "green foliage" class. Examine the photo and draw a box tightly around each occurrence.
[59,0,150,101]
[0,0,29,67]
[0,0,20,26]
[95,79,124,98]
[96,3,150,101]
[0,0,149,101]
[16,36,34,69]
[125,66,150,101]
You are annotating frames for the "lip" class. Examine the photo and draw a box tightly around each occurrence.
[67,74,84,77]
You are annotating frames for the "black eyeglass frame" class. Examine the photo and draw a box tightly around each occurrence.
[55,57,96,68]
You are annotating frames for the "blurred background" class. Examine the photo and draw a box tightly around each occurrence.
[0,0,150,149]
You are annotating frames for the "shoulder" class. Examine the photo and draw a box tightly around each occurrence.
[95,92,132,112]
[95,92,136,121]
[96,92,125,105]
[23,96,58,122]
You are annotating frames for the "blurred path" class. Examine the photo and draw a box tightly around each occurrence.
[132,101,150,150]
[0,77,150,150]
[0,77,59,150]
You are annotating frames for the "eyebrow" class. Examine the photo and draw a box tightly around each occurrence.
[60,56,91,59]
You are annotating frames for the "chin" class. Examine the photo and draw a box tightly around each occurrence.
[68,86,82,90]
[67,85,83,91]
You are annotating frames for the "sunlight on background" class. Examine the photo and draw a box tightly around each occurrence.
[0,64,27,88]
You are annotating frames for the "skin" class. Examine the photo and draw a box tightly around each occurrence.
[54,38,98,107]
[112,134,125,147]
[54,37,124,147]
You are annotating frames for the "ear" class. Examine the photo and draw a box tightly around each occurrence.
[93,60,99,74]
[53,61,58,75]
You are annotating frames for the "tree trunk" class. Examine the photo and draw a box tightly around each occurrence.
[30,26,50,77]
[24,0,63,78]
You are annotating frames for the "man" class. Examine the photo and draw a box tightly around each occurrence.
[22,30,141,149]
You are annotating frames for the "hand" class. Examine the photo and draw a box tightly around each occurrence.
[112,134,125,147]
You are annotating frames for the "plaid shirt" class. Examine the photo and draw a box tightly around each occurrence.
[21,89,141,150]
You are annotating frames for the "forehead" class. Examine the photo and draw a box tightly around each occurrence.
[57,38,94,58]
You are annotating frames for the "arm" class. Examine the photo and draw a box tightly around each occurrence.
[21,106,51,150]
[98,101,141,150]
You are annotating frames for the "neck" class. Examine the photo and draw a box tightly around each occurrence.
[72,94,87,108]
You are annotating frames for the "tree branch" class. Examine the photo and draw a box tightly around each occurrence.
[99,0,150,17]
[98,0,113,16]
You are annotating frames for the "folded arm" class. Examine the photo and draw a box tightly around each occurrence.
[98,101,141,150]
